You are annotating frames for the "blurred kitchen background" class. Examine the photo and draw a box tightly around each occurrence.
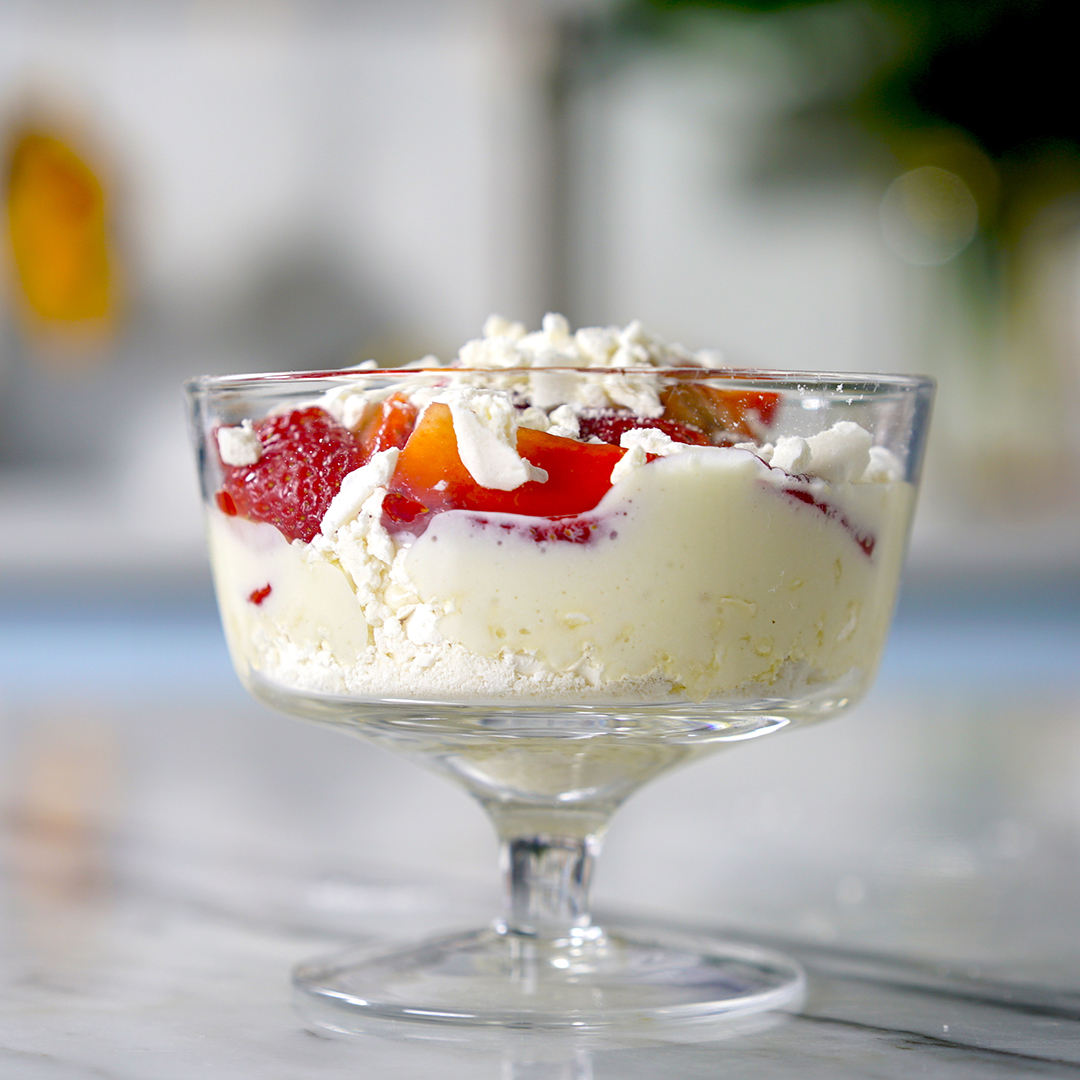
[2,0,1079,590]
[3,0,1080,1031]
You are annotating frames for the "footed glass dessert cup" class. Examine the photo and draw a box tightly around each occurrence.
[187,332,932,1034]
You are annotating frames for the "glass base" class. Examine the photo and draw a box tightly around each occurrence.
[293,925,806,1034]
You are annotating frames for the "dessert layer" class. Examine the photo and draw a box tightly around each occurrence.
[209,443,912,705]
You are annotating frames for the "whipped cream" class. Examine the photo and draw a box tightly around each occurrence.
[435,388,547,490]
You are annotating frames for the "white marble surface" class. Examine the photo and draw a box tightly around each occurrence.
[2,586,1080,1077]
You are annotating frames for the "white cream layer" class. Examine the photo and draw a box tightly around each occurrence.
[207,446,913,705]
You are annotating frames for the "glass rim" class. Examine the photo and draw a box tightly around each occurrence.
[186,365,935,398]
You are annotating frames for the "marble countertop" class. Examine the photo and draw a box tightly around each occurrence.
[2,585,1079,1077]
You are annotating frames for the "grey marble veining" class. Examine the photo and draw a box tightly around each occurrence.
[2,603,1080,1076]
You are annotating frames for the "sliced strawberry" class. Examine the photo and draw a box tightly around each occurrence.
[380,491,432,538]
[661,383,780,442]
[388,402,625,525]
[354,392,419,459]
[781,485,874,557]
[216,406,367,543]
[382,491,430,524]
[577,409,709,447]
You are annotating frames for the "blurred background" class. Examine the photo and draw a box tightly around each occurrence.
[2,0,1080,1048]
[1,0,1079,587]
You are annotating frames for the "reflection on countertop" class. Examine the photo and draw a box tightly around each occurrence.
[1,574,1079,1077]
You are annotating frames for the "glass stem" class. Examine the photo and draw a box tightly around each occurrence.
[484,804,609,940]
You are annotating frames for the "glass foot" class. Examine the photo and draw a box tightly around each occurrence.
[293,925,805,1033]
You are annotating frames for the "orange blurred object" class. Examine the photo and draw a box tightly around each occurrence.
[5,129,117,340]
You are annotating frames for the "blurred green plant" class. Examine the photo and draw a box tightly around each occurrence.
[609,1,1080,515]
[616,0,1080,249]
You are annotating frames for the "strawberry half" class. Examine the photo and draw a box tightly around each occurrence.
[216,407,368,543]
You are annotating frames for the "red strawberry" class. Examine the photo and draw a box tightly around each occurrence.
[216,407,367,543]
[380,491,431,538]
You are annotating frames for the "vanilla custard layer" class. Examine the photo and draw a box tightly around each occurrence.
[208,447,913,705]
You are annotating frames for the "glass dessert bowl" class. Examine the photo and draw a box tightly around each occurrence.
[186,316,933,1033]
